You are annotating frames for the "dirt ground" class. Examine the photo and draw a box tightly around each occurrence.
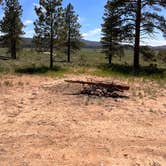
[0,74,166,166]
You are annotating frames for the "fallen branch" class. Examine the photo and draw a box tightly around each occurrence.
[65,80,129,91]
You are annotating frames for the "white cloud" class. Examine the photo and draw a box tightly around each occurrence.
[0,32,3,36]
[24,30,34,38]
[142,38,166,46]
[82,28,101,38]
[24,20,33,26]
[0,13,4,19]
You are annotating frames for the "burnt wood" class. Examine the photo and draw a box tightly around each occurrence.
[65,80,130,91]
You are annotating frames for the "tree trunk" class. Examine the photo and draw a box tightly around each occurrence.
[50,4,53,69]
[65,80,130,91]
[50,30,53,69]
[108,54,112,64]
[108,41,112,65]
[134,0,141,74]
[67,27,71,63]
[11,39,16,59]
[11,16,16,59]
[67,6,71,63]
[12,39,16,59]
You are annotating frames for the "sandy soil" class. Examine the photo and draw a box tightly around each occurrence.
[0,74,166,166]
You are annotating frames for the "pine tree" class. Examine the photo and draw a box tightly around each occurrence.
[158,50,166,64]
[33,0,63,69]
[140,46,156,62]
[112,0,166,73]
[0,0,24,59]
[64,3,82,63]
[101,0,132,64]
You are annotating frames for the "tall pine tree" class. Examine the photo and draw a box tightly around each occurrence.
[112,0,166,73]
[64,3,82,63]
[33,0,63,69]
[0,0,24,59]
[101,0,132,64]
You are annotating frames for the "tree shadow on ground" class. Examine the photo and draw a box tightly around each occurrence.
[65,92,129,99]
[98,63,166,78]
[15,66,63,75]
[0,56,11,60]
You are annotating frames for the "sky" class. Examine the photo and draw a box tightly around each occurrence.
[0,0,166,46]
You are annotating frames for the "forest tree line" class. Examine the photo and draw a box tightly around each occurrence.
[0,0,166,74]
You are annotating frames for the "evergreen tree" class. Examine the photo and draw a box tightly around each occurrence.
[101,0,132,64]
[0,0,24,59]
[158,50,166,64]
[112,0,166,73]
[33,0,63,69]
[64,3,82,63]
[140,46,156,62]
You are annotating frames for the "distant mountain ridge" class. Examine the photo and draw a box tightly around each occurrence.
[2,37,166,50]
[81,39,102,48]
[152,45,166,50]
[22,38,34,48]
[21,38,102,49]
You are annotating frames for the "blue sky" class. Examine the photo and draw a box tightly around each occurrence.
[0,0,166,46]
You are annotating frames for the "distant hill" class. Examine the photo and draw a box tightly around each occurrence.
[21,38,35,48]
[81,39,102,48]
[153,45,166,50]
[1,37,166,50]
[21,38,134,49]
[21,38,102,49]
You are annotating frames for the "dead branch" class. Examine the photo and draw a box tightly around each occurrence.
[65,80,130,91]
